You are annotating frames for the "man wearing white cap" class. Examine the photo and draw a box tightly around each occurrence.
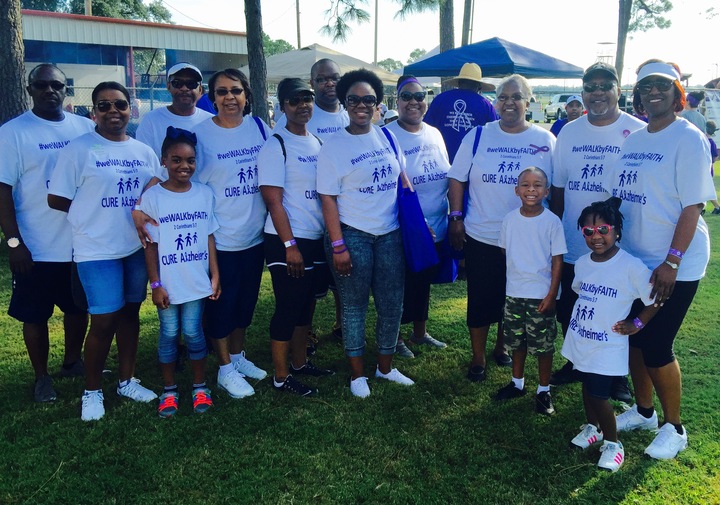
[550,94,584,137]
[550,62,646,400]
[424,62,499,163]
[136,62,212,158]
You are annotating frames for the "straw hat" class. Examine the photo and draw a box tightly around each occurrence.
[446,63,495,92]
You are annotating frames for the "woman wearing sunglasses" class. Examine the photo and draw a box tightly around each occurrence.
[317,69,414,398]
[609,62,715,460]
[384,74,450,358]
[48,81,164,421]
[188,69,270,398]
[258,78,334,397]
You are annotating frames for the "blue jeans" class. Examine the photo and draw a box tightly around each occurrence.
[327,226,404,358]
[157,298,207,364]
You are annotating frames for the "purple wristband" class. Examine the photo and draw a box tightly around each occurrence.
[331,239,345,248]
[633,317,644,330]
[668,248,684,260]
[150,280,162,289]
[332,247,348,255]
[449,211,463,217]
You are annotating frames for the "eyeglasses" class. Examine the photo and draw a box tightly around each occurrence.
[582,82,616,93]
[497,94,525,102]
[285,95,314,106]
[314,75,340,85]
[215,88,244,97]
[95,99,130,112]
[581,224,615,237]
[637,79,673,94]
[166,126,197,144]
[30,80,65,91]
[170,79,200,90]
[345,94,377,107]
[399,91,427,102]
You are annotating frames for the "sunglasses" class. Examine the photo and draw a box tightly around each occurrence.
[637,79,673,94]
[399,91,426,102]
[582,82,615,93]
[346,94,377,107]
[95,99,130,112]
[314,75,340,85]
[581,224,615,237]
[285,95,314,106]
[166,126,197,144]
[170,79,200,90]
[30,80,65,91]
[215,87,244,97]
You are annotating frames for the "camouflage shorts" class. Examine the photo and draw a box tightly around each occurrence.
[502,296,557,355]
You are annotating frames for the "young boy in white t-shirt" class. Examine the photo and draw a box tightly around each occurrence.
[496,167,567,415]
[141,127,221,417]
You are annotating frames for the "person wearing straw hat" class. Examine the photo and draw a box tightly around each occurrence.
[424,62,498,163]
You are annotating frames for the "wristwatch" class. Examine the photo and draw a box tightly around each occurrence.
[664,260,679,270]
[7,237,21,248]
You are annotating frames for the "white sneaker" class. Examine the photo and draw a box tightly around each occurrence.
[117,378,158,402]
[350,376,370,398]
[598,440,625,472]
[233,351,268,380]
[644,423,688,460]
[616,404,658,432]
[217,369,255,398]
[571,424,604,450]
[375,367,415,386]
[81,390,105,421]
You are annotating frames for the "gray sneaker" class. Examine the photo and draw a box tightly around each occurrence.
[34,375,57,402]
[394,340,415,358]
[410,333,447,348]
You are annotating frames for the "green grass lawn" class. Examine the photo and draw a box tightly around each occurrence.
[1,181,719,504]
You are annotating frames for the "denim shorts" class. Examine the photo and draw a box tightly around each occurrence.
[76,249,148,315]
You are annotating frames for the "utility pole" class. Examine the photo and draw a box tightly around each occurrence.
[373,0,378,65]
[462,0,474,46]
[296,0,302,49]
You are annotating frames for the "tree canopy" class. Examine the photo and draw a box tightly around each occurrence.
[262,34,294,57]
[21,0,173,23]
[616,0,672,82]
[377,58,403,72]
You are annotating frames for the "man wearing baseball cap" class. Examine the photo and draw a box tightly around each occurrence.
[136,62,212,158]
[424,62,498,163]
[550,94,584,137]
[549,61,647,401]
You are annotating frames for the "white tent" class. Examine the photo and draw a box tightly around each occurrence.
[240,43,400,86]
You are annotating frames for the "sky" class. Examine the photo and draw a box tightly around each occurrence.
[161,0,720,87]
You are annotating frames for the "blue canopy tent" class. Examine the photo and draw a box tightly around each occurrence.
[404,37,583,79]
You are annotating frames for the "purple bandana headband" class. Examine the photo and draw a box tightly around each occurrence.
[397,77,421,91]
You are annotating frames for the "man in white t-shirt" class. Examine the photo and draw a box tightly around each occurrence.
[550,62,646,398]
[136,62,212,158]
[0,63,94,402]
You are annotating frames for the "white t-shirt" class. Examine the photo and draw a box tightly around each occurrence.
[257,129,324,239]
[273,105,349,142]
[0,111,94,262]
[317,125,402,236]
[499,207,567,299]
[193,116,270,251]
[609,118,715,281]
[135,107,213,159]
[48,131,163,262]
[561,249,654,376]
[384,121,451,242]
[448,122,555,246]
[140,183,219,305]
[553,113,646,264]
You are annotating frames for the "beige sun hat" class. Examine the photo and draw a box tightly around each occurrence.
[445,63,495,92]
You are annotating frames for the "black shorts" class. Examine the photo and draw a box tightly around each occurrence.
[579,371,621,400]
[556,262,577,330]
[465,236,506,328]
[8,262,86,323]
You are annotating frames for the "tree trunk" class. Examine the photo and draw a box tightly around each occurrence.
[439,0,455,92]
[244,0,269,124]
[461,0,473,46]
[615,0,632,84]
[1,0,28,126]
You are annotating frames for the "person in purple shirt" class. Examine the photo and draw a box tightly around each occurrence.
[424,63,499,163]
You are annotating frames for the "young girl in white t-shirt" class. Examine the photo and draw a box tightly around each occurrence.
[561,197,658,472]
[141,127,221,417]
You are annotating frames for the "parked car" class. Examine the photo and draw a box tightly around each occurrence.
[544,93,574,122]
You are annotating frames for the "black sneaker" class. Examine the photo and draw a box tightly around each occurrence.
[712,207,720,215]
[494,382,526,401]
[332,324,343,343]
[610,376,633,403]
[273,375,318,397]
[550,361,581,386]
[493,352,513,367]
[467,365,486,382]
[535,391,556,415]
[291,360,335,377]
[306,330,318,357]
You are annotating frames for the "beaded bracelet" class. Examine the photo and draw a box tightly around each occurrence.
[332,247,348,255]
[633,317,644,330]
[331,238,345,247]
[668,248,684,260]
